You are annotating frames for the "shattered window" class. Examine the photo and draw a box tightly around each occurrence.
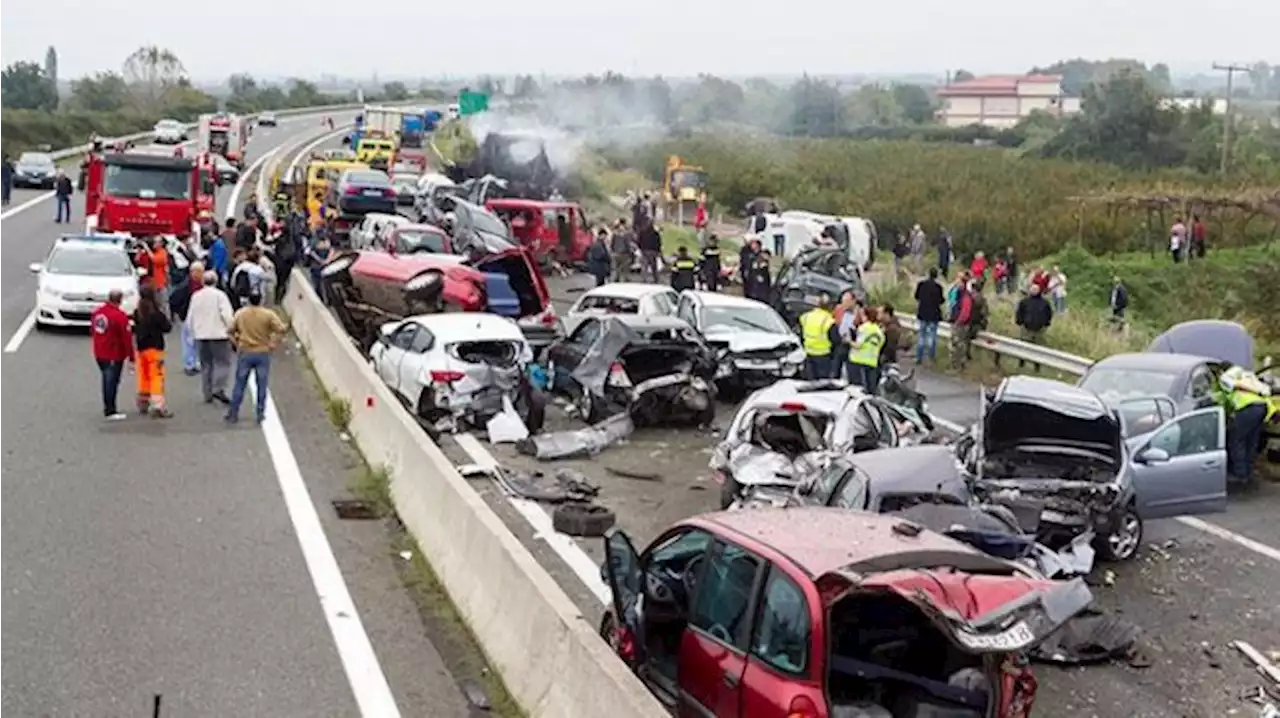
[751,567,810,675]
[691,542,762,649]
[576,296,640,314]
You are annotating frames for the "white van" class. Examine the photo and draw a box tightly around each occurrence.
[749,212,877,271]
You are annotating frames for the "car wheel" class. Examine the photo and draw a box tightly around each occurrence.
[719,473,742,510]
[1097,503,1143,562]
[575,388,599,423]
[552,502,617,537]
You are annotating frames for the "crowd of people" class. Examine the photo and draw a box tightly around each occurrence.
[89,197,306,423]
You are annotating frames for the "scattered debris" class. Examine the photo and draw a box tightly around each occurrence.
[331,499,381,520]
[460,679,492,711]
[551,502,617,537]
[399,550,413,561]
[1102,569,1117,587]
[1029,610,1143,666]
[485,397,530,444]
[1234,641,1280,685]
[1259,702,1279,718]
[605,465,663,482]
[515,413,634,460]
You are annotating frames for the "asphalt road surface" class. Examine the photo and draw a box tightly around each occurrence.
[1,114,475,717]
[431,271,1280,718]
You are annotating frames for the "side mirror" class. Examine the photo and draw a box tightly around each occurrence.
[28,263,44,274]
[1136,447,1170,464]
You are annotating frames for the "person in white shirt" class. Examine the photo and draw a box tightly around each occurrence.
[1048,266,1068,314]
[257,251,277,308]
[186,270,235,403]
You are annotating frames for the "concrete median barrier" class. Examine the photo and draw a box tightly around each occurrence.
[282,271,665,718]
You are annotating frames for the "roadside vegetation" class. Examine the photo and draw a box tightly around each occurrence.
[1,45,444,156]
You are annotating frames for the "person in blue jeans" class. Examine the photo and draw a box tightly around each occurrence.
[54,171,74,223]
[225,291,288,424]
[913,268,945,363]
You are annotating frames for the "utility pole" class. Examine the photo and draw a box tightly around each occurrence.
[1212,62,1250,173]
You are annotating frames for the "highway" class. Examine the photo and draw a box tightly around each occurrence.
[1,114,473,717]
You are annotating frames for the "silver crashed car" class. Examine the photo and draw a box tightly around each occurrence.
[709,378,935,509]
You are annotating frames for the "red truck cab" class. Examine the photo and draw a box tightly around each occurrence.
[484,198,594,265]
[83,152,202,239]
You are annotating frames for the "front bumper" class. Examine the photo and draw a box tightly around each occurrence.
[36,294,137,327]
[14,175,54,189]
[717,355,805,387]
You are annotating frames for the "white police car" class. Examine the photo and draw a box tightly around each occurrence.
[29,235,141,328]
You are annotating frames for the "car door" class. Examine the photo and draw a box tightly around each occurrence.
[676,294,700,330]
[1187,364,1218,410]
[738,564,825,718]
[1130,406,1228,518]
[680,539,764,718]
[546,319,601,392]
[370,322,418,396]
[396,323,437,409]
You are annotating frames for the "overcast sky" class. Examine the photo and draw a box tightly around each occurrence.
[2,0,1275,82]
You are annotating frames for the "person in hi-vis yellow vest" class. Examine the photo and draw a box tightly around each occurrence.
[798,294,840,379]
[847,306,885,393]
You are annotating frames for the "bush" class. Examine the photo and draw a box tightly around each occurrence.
[600,133,1279,260]
[1,109,170,156]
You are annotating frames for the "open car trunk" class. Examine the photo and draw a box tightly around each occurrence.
[821,564,1093,718]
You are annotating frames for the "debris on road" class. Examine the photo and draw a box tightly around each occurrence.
[1030,610,1143,666]
[515,412,634,460]
[332,498,381,520]
[605,465,663,481]
[551,502,617,537]
[1234,640,1280,685]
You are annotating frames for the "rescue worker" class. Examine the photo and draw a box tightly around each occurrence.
[671,246,697,291]
[273,187,291,220]
[132,286,174,418]
[1220,369,1275,484]
[699,235,721,292]
[798,294,839,380]
[743,250,772,302]
[148,237,172,318]
[847,306,885,393]
[91,289,135,420]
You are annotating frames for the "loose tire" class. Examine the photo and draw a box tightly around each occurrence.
[552,502,617,537]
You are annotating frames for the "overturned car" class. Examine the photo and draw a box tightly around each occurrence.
[771,245,869,325]
[710,379,938,509]
[957,376,1229,563]
[544,315,720,427]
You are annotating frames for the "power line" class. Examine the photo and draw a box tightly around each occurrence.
[1211,62,1251,174]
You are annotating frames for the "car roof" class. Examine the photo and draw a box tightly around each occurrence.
[580,283,670,300]
[686,291,770,309]
[694,507,984,579]
[1088,352,1206,373]
[486,198,580,210]
[406,312,525,340]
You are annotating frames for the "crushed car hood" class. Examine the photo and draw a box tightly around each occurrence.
[984,387,1123,467]
[703,327,799,354]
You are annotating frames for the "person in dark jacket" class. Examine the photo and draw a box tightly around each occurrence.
[610,219,634,282]
[879,305,903,366]
[54,171,74,223]
[1014,283,1052,370]
[743,250,772,302]
[169,261,205,375]
[699,235,721,291]
[132,286,174,417]
[1109,276,1128,330]
[739,238,759,282]
[1,155,13,206]
[270,222,302,302]
[235,216,258,251]
[585,230,612,287]
[637,223,662,283]
[913,268,945,363]
[670,246,697,291]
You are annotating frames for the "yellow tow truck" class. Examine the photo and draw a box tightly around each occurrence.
[663,155,709,224]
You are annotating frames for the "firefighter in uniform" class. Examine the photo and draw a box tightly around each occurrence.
[699,235,721,291]
[671,246,697,291]
[798,294,839,380]
[847,306,885,393]
[1219,367,1276,484]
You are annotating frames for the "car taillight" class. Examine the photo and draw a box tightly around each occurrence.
[383,188,397,198]
[430,370,465,383]
[606,361,632,388]
[344,186,360,196]
[786,696,821,718]
[779,402,808,412]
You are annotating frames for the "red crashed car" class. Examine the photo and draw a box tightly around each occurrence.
[600,507,1092,718]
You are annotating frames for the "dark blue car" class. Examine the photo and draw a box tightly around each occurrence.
[329,169,397,216]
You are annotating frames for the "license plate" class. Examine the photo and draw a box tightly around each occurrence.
[363,189,382,196]
[954,620,1036,651]
[737,360,780,370]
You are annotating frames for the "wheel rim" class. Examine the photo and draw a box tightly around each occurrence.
[1108,512,1141,559]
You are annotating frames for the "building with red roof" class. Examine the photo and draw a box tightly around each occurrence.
[937,74,1080,129]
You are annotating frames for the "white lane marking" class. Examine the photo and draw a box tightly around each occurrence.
[4,309,38,353]
[228,146,282,209]
[1175,516,1280,564]
[245,382,403,716]
[454,433,613,606]
[1,192,55,221]
[930,410,1280,564]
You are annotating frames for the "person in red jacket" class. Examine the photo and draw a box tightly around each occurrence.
[91,289,135,420]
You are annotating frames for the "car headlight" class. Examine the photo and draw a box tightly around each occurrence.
[41,286,63,299]
[784,347,806,365]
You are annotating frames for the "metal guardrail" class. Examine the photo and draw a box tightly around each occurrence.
[897,316,1094,376]
[44,100,426,161]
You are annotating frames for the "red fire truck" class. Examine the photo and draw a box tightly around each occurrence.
[83,149,212,240]
[198,112,248,169]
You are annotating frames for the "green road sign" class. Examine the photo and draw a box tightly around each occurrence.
[458,90,489,116]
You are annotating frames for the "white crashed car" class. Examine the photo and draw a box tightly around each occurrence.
[675,290,805,396]
[561,282,679,337]
[709,379,935,509]
[350,213,410,250]
[30,235,141,328]
[369,312,545,435]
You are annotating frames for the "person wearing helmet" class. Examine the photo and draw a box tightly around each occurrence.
[1219,367,1275,485]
